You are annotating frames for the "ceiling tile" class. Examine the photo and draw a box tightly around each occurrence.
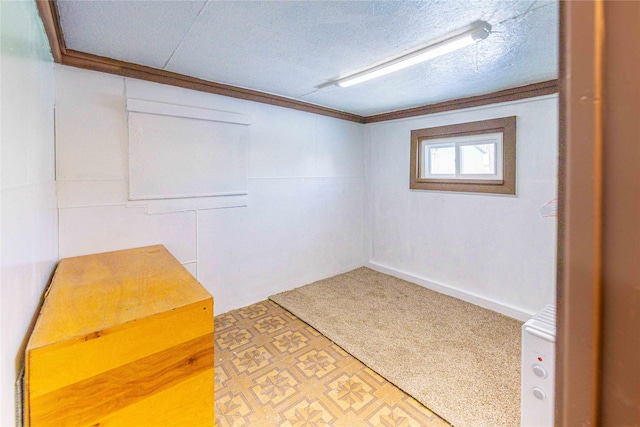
[57,0,207,69]
[301,2,559,115]
[55,0,558,116]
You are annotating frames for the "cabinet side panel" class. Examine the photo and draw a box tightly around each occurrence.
[29,332,214,426]
[95,367,214,427]
[28,300,212,399]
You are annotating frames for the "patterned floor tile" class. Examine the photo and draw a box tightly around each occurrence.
[326,372,376,411]
[217,327,254,350]
[273,330,310,354]
[369,403,434,427]
[215,300,450,426]
[215,391,253,427]
[255,315,288,334]
[279,398,337,427]
[294,348,338,379]
[251,368,300,405]
[231,345,273,374]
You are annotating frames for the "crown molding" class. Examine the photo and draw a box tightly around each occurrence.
[36,0,65,62]
[36,0,558,124]
[60,49,366,123]
[363,80,559,123]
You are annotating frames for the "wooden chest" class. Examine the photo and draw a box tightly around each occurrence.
[24,245,214,426]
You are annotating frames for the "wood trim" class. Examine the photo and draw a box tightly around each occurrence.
[599,1,640,425]
[34,1,364,123]
[36,0,558,125]
[365,80,559,123]
[409,116,516,195]
[35,0,65,62]
[556,1,603,426]
[61,49,366,123]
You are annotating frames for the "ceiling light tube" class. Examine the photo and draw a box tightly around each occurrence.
[335,21,491,88]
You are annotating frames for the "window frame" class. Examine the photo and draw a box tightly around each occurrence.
[410,116,516,194]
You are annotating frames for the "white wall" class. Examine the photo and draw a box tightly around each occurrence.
[55,66,365,314]
[0,5,558,422]
[55,65,557,321]
[0,1,58,425]
[365,95,558,320]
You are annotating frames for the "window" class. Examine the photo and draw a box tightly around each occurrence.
[410,116,516,194]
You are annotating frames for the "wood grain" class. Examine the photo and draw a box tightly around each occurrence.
[95,368,214,427]
[25,245,215,426]
[28,301,212,398]
[28,245,211,349]
[30,333,214,426]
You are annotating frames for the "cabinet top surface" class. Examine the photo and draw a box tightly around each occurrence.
[28,245,212,349]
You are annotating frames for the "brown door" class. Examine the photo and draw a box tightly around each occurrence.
[558,1,640,425]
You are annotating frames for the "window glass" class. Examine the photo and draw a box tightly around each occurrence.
[429,145,455,175]
[420,133,502,181]
[460,142,497,175]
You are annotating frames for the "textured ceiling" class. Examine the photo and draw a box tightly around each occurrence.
[57,0,558,116]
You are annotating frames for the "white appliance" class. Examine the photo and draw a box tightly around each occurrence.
[521,304,556,427]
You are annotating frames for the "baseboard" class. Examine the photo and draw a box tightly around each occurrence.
[366,261,535,321]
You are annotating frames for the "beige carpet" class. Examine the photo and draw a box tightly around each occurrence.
[270,267,522,427]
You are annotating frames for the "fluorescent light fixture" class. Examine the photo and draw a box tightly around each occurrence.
[335,21,491,88]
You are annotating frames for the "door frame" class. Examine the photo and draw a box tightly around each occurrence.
[557,1,640,425]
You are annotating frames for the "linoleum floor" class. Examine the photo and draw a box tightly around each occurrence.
[214,300,450,426]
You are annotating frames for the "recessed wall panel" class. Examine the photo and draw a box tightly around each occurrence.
[128,112,248,200]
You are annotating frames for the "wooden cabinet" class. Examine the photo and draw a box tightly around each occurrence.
[24,245,214,426]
